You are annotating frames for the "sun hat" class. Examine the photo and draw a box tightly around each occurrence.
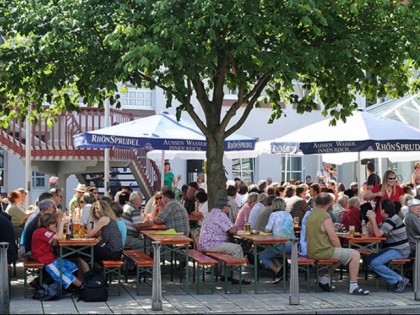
[74,183,87,193]
[49,176,59,184]
[17,187,28,194]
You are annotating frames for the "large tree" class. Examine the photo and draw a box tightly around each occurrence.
[1,0,419,206]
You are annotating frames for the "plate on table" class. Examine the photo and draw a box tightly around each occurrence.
[336,232,349,236]
[69,238,95,241]
[237,230,250,236]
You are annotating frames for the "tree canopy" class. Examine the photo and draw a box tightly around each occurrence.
[1,0,419,204]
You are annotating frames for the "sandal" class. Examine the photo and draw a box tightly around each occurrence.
[350,286,369,295]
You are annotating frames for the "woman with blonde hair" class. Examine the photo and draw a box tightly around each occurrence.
[365,169,403,203]
[149,191,164,218]
[86,200,123,263]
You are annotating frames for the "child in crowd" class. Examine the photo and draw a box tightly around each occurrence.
[31,213,90,290]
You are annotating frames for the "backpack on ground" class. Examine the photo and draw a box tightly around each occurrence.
[78,268,108,302]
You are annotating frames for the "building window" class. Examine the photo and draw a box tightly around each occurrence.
[281,156,303,182]
[32,172,46,188]
[232,158,255,184]
[120,88,153,109]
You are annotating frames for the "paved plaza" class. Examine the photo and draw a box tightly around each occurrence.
[6,260,420,314]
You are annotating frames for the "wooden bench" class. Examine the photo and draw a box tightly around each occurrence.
[184,249,218,294]
[314,259,338,292]
[123,250,154,295]
[386,258,412,291]
[23,256,43,298]
[102,259,125,296]
[286,255,315,292]
[204,252,247,293]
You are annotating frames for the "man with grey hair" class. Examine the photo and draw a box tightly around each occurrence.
[333,194,349,223]
[199,197,251,285]
[234,192,259,230]
[122,191,152,250]
[248,192,268,229]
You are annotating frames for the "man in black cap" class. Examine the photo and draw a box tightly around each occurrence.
[183,182,199,215]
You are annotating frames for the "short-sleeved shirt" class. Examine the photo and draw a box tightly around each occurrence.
[157,199,190,236]
[164,172,175,187]
[265,210,295,239]
[23,213,41,253]
[380,214,410,257]
[32,227,56,265]
[122,202,142,238]
[199,208,234,251]
[234,202,253,230]
[116,219,127,246]
[248,202,265,229]
[5,204,26,227]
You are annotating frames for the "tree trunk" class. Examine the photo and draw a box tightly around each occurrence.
[205,135,227,210]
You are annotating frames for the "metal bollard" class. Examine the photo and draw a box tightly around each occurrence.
[289,238,300,305]
[0,242,10,314]
[151,241,163,311]
[414,236,420,300]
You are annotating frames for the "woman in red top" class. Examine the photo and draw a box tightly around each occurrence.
[369,170,403,202]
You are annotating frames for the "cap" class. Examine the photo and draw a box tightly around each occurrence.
[350,182,358,187]
[407,198,420,207]
[17,187,28,194]
[49,176,59,184]
[74,183,87,193]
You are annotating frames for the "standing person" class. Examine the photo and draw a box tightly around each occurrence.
[306,193,368,295]
[411,162,420,187]
[305,175,314,187]
[316,162,338,185]
[366,199,410,293]
[365,169,404,203]
[86,200,124,263]
[31,213,89,290]
[403,198,420,257]
[49,176,59,190]
[153,187,190,237]
[109,170,122,199]
[69,184,87,217]
[197,173,207,190]
[163,160,181,187]
[366,162,381,190]
[199,197,250,285]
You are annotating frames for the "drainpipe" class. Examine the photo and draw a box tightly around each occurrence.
[414,236,420,300]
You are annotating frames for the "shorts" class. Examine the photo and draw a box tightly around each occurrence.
[332,247,354,266]
[45,258,78,289]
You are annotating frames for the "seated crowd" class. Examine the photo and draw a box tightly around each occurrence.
[1,164,419,295]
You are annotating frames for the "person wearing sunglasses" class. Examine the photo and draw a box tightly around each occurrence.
[365,170,404,203]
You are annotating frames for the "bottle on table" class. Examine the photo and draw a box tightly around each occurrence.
[361,220,369,237]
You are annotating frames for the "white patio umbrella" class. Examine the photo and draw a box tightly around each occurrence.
[74,111,257,187]
[259,109,420,183]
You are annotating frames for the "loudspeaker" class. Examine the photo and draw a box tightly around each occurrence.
[187,160,204,173]
[361,159,374,165]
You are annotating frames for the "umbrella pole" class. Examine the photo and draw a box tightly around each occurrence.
[104,99,111,197]
[356,152,361,199]
[161,150,165,189]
